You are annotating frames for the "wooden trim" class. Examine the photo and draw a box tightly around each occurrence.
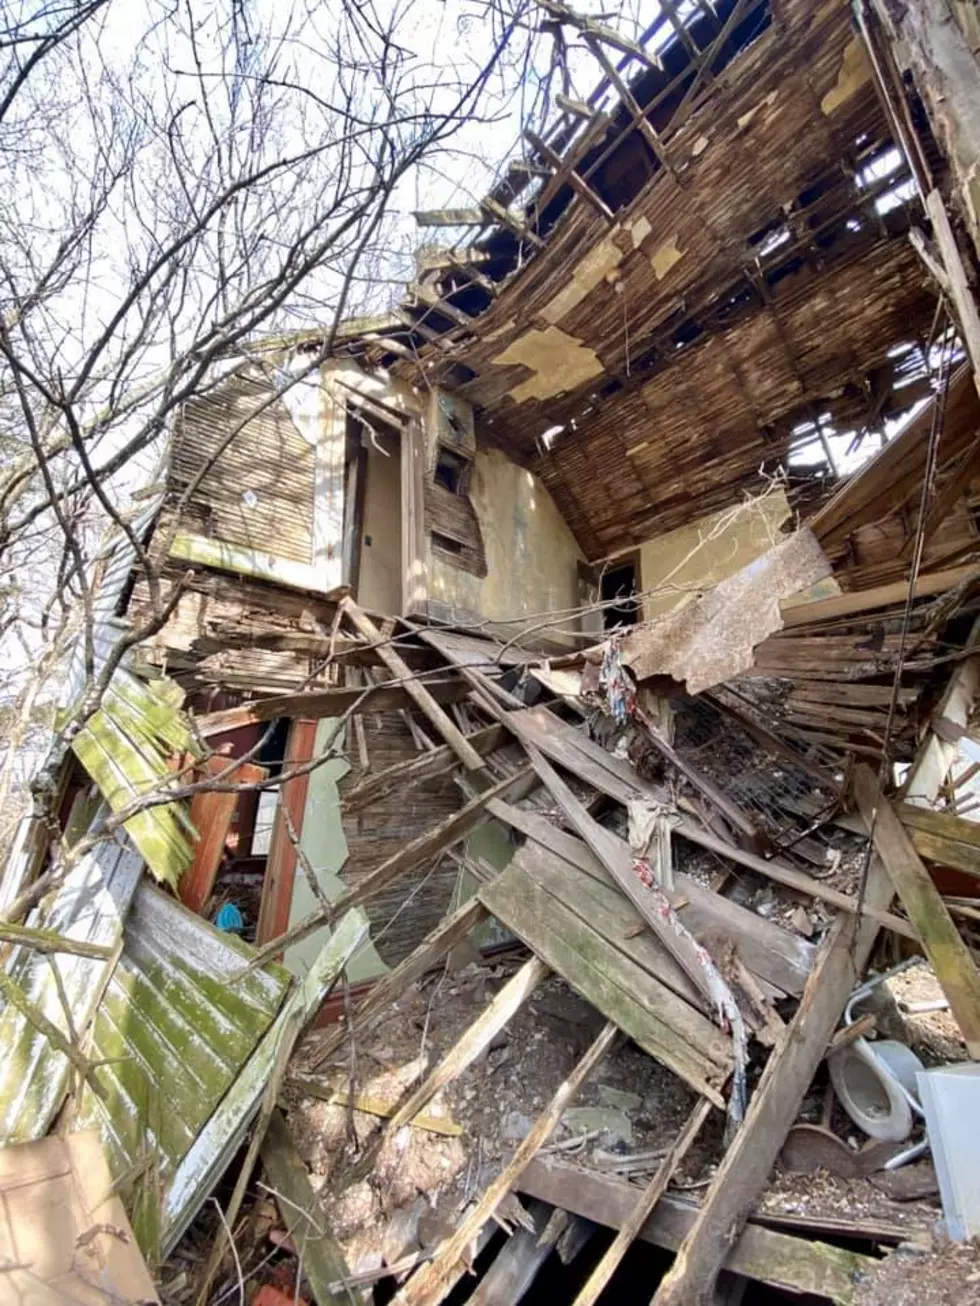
[170,530,336,595]
[402,415,428,615]
[179,756,267,914]
[256,718,318,946]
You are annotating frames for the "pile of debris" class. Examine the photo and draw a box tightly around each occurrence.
[3,532,980,1303]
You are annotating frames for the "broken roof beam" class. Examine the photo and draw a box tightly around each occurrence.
[413,207,484,227]
[523,126,615,223]
[409,280,476,331]
[537,0,662,69]
[479,195,546,248]
[583,34,672,172]
[415,245,493,275]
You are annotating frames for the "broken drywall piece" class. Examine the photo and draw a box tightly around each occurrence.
[621,527,832,695]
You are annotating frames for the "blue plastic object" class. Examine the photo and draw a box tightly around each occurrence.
[214,902,244,933]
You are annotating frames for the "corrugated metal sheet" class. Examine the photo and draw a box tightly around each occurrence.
[71,881,292,1255]
[171,375,317,566]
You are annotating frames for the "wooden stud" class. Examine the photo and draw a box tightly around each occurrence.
[307,897,489,1070]
[342,599,486,771]
[179,756,267,914]
[650,855,895,1306]
[261,1109,351,1306]
[256,719,318,946]
[853,763,980,1058]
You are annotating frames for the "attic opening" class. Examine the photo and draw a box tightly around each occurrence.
[601,556,640,631]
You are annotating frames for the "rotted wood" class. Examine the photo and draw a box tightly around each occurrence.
[571,1097,713,1306]
[261,1109,351,1306]
[341,598,486,771]
[341,724,507,813]
[340,956,550,1188]
[243,767,534,972]
[853,763,980,1058]
[195,677,469,735]
[391,1021,619,1306]
[468,1202,580,1306]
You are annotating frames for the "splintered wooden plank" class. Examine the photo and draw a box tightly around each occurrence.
[180,757,267,914]
[342,599,485,771]
[571,1098,713,1306]
[480,865,730,1104]
[308,898,489,1070]
[494,804,813,999]
[853,764,980,1058]
[161,908,368,1254]
[392,1022,618,1306]
[387,956,549,1133]
[0,834,143,1145]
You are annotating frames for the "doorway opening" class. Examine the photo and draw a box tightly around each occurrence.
[601,555,641,631]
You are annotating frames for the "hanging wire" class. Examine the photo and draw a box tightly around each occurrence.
[854,299,955,926]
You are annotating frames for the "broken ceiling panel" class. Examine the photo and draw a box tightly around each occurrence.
[621,526,832,693]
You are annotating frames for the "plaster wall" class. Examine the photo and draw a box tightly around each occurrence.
[425,447,586,645]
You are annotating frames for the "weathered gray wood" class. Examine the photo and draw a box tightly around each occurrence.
[480,863,730,1105]
[341,725,506,812]
[854,764,980,1058]
[246,767,533,971]
[571,1098,713,1306]
[342,598,485,770]
[262,1109,351,1306]
[519,1158,875,1304]
[469,1201,572,1306]
[651,852,895,1306]
[490,802,813,998]
[161,909,368,1254]
[0,832,143,1145]
[393,1022,618,1306]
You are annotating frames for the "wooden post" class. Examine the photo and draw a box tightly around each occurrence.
[571,1098,712,1306]
[256,718,318,946]
[393,1022,619,1306]
[853,764,980,1057]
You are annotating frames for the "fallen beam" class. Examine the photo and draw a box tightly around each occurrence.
[853,763,980,1058]
[342,598,486,771]
[392,1022,618,1306]
[519,1158,876,1304]
[571,1098,713,1306]
[196,677,469,736]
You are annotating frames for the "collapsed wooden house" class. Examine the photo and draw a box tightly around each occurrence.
[6,0,980,1302]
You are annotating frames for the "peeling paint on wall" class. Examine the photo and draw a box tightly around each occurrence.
[427,448,584,642]
[737,89,778,130]
[540,234,626,324]
[821,36,871,115]
[493,325,605,403]
[650,235,685,281]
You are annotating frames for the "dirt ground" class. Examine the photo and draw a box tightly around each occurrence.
[853,1238,980,1306]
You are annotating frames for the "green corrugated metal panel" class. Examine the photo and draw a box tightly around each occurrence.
[70,668,199,889]
[0,828,144,1145]
[72,883,292,1259]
